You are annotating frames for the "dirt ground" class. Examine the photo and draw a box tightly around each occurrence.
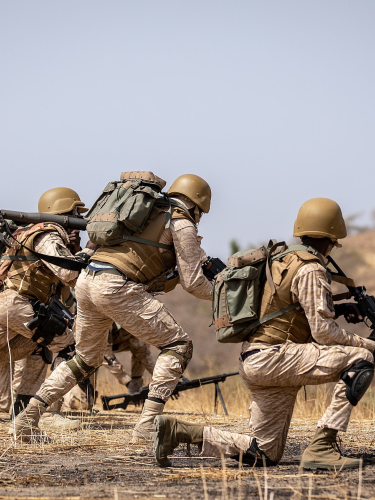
[1,410,375,500]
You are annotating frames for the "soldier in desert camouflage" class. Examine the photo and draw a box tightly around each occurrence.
[14,174,213,442]
[153,198,375,471]
[0,188,95,435]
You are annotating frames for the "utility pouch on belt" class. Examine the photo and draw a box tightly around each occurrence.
[27,298,71,347]
[212,241,311,344]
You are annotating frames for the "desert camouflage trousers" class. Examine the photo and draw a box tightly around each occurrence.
[37,270,190,405]
[0,352,48,412]
[105,337,155,382]
[200,341,374,464]
[0,288,75,363]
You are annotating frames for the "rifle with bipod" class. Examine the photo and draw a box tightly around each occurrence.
[101,372,239,415]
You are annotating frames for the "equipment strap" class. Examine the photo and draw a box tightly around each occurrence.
[0,255,39,261]
[256,302,300,326]
[330,274,356,287]
[1,220,87,271]
[121,234,173,250]
[266,241,288,295]
[215,303,300,331]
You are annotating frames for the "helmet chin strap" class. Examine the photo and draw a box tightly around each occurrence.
[194,206,201,224]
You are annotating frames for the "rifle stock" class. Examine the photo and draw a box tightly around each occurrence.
[101,372,239,411]
[0,210,87,231]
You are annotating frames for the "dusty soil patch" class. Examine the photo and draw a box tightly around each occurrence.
[1,411,375,499]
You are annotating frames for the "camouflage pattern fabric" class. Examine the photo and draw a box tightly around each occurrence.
[37,272,190,404]
[201,427,252,458]
[0,353,47,412]
[200,261,375,464]
[0,360,14,412]
[35,204,212,406]
[0,228,90,362]
[14,354,48,396]
[106,328,155,380]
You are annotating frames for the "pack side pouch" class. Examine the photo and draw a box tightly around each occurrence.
[86,181,137,245]
[85,182,119,220]
[120,184,161,233]
[223,266,259,324]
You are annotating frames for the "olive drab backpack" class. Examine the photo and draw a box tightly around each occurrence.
[86,171,175,247]
[212,241,307,343]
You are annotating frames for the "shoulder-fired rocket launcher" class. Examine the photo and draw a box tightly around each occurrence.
[0,210,87,231]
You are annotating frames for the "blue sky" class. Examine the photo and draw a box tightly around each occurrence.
[1,1,374,258]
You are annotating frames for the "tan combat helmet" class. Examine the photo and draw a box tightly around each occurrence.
[38,187,88,215]
[167,174,211,213]
[293,198,347,240]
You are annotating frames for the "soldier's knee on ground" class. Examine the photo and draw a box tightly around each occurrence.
[341,358,374,406]
[66,353,97,382]
[159,340,193,372]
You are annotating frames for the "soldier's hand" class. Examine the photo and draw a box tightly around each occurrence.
[67,229,81,254]
[86,240,100,251]
[335,303,364,323]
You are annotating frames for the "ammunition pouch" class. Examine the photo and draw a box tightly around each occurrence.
[159,340,193,371]
[341,360,374,406]
[66,353,96,382]
[27,300,67,347]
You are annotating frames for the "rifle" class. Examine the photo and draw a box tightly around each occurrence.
[101,371,239,416]
[0,210,87,231]
[327,255,375,339]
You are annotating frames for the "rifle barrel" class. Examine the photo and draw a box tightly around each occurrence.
[101,372,239,411]
[0,210,87,231]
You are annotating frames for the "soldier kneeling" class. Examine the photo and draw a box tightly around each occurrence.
[153,198,375,471]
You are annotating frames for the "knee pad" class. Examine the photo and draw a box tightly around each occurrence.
[232,438,277,467]
[159,340,193,371]
[66,353,97,382]
[341,360,374,406]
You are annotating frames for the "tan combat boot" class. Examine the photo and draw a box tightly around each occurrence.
[9,397,48,443]
[301,428,361,470]
[153,415,204,467]
[132,400,164,442]
[40,399,80,431]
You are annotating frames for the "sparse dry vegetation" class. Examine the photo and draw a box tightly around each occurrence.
[2,231,375,499]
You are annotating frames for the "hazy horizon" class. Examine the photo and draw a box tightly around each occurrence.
[1,1,374,258]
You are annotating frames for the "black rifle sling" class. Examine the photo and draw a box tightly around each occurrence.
[1,220,87,272]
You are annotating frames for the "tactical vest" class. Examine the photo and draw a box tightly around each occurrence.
[92,205,194,284]
[2,223,70,303]
[249,250,324,345]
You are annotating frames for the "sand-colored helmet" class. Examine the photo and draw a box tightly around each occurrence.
[293,198,347,240]
[168,174,211,213]
[38,187,88,215]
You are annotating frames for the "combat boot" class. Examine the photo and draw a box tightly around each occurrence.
[301,428,361,470]
[9,397,48,443]
[40,399,80,431]
[153,415,203,467]
[132,399,164,442]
